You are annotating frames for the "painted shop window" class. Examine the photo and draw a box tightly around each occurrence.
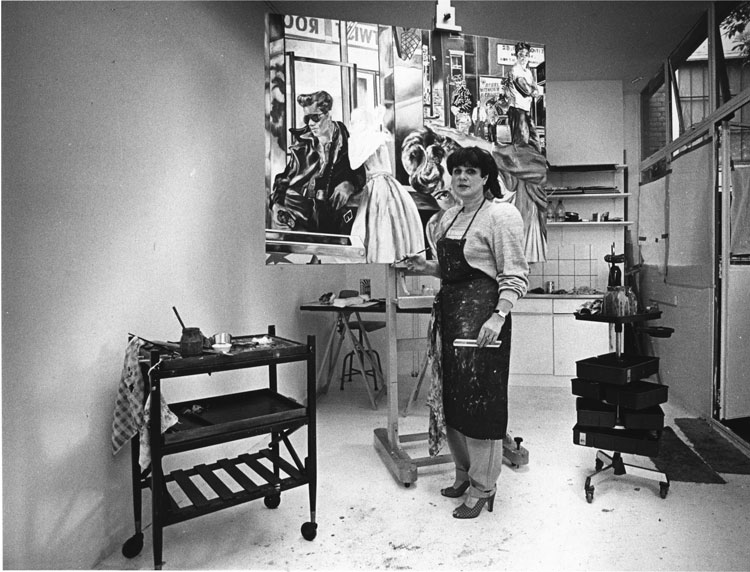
[264,13,548,265]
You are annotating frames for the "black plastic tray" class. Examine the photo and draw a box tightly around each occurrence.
[571,378,603,400]
[621,405,665,430]
[576,352,659,385]
[601,380,668,410]
[573,424,661,456]
[576,398,617,428]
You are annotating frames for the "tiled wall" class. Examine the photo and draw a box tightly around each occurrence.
[530,243,608,292]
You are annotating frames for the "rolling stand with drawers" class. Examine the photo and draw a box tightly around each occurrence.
[572,310,672,502]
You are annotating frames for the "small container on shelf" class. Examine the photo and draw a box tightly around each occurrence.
[546,201,555,221]
[554,199,566,222]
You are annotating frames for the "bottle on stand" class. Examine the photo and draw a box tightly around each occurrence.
[546,200,555,222]
[554,199,566,222]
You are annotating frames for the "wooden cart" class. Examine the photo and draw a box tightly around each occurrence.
[121,325,317,569]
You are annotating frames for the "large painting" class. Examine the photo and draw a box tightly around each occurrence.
[265,13,548,265]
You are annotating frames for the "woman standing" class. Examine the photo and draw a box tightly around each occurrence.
[405,146,529,519]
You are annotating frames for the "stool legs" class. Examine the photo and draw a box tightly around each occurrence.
[340,331,381,391]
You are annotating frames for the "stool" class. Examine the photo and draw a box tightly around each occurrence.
[340,320,385,391]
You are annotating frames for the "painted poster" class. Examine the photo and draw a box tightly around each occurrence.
[265,13,547,264]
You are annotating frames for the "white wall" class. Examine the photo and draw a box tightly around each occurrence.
[546,80,625,165]
[1,3,345,568]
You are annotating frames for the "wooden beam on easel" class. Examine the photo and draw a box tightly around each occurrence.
[373,263,423,486]
[434,0,462,32]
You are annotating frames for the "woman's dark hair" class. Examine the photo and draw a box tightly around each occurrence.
[515,42,531,55]
[297,90,333,113]
[446,146,503,198]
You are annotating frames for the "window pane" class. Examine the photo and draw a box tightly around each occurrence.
[674,39,709,136]
[642,81,667,160]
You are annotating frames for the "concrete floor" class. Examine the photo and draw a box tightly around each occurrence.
[98,375,750,571]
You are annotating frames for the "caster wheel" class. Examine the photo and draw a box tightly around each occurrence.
[301,521,318,541]
[122,532,144,558]
[585,486,595,503]
[660,482,669,499]
[404,482,411,488]
[264,493,281,509]
[595,458,604,471]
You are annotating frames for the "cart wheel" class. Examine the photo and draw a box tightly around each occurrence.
[659,482,669,499]
[264,493,281,509]
[585,486,594,503]
[121,532,144,558]
[595,458,604,471]
[301,521,318,541]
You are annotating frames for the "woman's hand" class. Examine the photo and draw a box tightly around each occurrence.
[404,253,428,272]
[477,313,504,347]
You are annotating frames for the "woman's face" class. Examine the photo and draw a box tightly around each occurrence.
[451,163,487,203]
[516,48,530,67]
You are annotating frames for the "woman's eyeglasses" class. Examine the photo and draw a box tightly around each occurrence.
[304,113,326,125]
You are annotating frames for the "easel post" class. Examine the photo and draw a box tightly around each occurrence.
[385,263,400,444]
[373,263,419,486]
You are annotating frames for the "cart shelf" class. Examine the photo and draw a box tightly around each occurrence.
[165,389,308,453]
[160,447,310,526]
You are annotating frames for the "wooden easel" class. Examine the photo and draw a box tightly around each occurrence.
[372,264,451,486]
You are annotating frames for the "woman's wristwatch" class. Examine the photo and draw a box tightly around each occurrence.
[493,308,509,318]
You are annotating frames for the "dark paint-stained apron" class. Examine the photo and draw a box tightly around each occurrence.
[436,201,512,440]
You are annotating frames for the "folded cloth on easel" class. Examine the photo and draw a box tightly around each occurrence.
[111,336,177,470]
[427,294,447,457]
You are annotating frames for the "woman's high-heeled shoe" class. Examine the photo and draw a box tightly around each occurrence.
[452,493,495,519]
[441,481,470,498]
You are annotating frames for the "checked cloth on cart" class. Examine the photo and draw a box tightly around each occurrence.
[111,336,177,469]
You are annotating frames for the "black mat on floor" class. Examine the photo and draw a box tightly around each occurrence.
[675,417,750,475]
[723,416,750,445]
[650,426,725,484]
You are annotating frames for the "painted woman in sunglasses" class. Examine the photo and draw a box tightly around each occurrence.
[270,90,366,235]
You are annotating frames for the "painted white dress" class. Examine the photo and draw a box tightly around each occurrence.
[349,132,425,263]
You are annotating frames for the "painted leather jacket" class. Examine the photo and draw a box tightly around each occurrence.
[271,121,365,235]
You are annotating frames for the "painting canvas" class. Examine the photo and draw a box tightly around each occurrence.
[265,13,548,265]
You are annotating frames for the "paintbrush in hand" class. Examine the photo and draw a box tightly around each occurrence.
[393,247,430,265]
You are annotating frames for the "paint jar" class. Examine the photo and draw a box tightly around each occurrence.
[180,327,203,357]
